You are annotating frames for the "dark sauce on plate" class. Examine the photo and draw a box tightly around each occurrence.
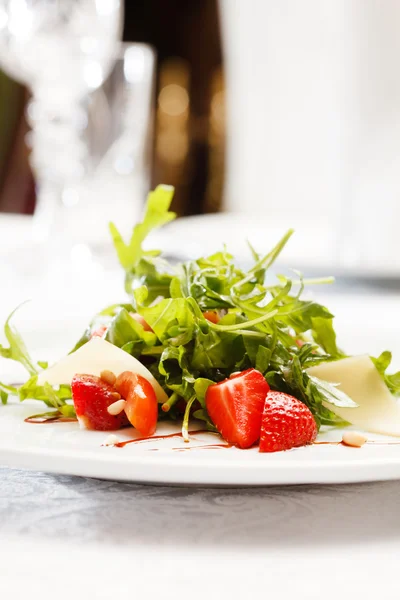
[24,416,77,424]
[115,429,211,448]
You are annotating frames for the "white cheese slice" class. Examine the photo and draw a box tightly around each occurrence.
[37,338,168,403]
[307,355,400,436]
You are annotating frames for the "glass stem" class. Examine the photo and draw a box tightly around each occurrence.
[26,91,88,246]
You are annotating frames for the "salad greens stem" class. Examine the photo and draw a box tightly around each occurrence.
[0,382,18,394]
[248,228,295,275]
[161,392,179,412]
[208,310,278,332]
[1,302,39,376]
[182,395,197,442]
[141,346,165,356]
[232,229,294,294]
[43,382,65,409]
[229,330,270,339]
[291,276,335,286]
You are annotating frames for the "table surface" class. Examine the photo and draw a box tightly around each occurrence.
[1,467,400,600]
[2,257,400,599]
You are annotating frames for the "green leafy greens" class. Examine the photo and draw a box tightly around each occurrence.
[103,185,361,427]
[0,305,74,418]
[2,184,399,433]
[371,351,400,397]
[0,303,39,377]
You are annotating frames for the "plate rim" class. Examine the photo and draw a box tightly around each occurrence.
[3,435,400,486]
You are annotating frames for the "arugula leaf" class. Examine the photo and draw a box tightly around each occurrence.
[191,329,241,371]
[0,304,65,408]
[18,376,72,407]
[70,303,135,353]
[311,317,344,358]
[42,382,68,409]
[137,294,195,346]
[0,381,17,395]
[105,308,157,356]
[110,185,176,271]
[128,258,174,306]
[371,351,400,396]
[372,350,392,374]
[193,378,215,408]
[233,229,294,297]
[180,257,238,310]
[24,405,77,422]
[0,304,38,376]
[255,345,272,374]
[279,356,356,428]
[70,326,95,353]
[159,345,195,400]
[59,404,76,418]
[192,409,218,431]
[279,300,334,334]
[0,381,18,405]
[306,375,358,409]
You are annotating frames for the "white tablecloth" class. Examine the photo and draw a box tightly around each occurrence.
[1,467,400,599]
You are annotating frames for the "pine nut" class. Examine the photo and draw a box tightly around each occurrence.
[107,399,127,416]
[100,370,117,386]
[103,434,120,446]
[111,391,121,401]
[342,431,367,448]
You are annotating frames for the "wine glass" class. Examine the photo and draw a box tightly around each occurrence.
[0,0,123,246]
[53,42,156,273]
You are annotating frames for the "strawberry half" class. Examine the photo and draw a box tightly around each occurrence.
[205,368,270,449]
[71,374,129,431]
[259,391,317,453]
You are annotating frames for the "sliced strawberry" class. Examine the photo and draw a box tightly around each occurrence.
[259,391,317,453]
[205,369,270,449]
[129,312,153,332]
[71,374,129,431]
[115,371,158,436]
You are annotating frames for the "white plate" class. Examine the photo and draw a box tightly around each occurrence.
[2,400,400,486]
[2,291,400,486]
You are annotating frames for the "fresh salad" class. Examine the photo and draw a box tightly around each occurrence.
[2,184,400,452]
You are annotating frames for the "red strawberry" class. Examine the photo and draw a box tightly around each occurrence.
[205,369,270,449]
[259,391,317,452]
[71,374,129,431]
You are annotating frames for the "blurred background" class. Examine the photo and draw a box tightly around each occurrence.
[0,0,224,217]
[2,0,400,277]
